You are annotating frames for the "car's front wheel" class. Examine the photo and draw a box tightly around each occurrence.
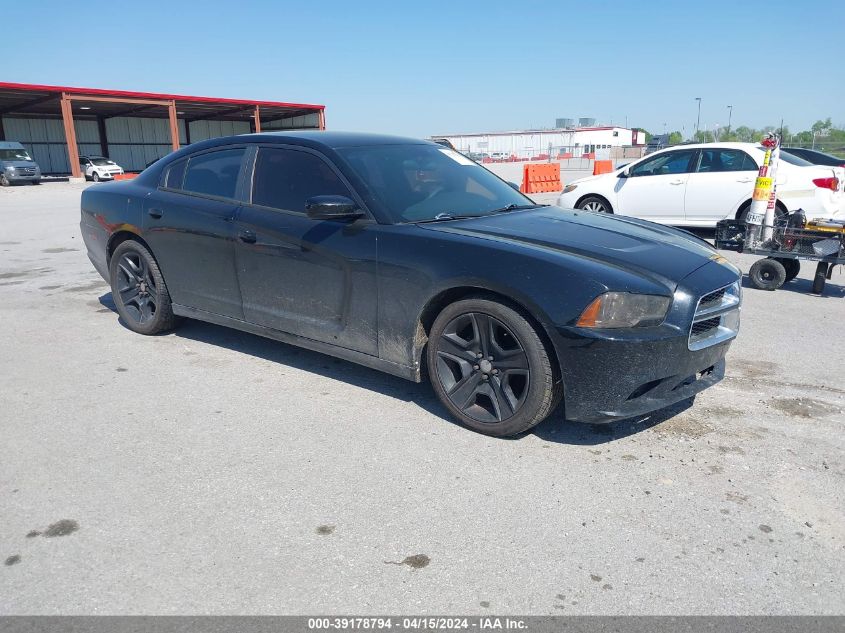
[427,298,561,437]
[577,196,612,213]
[109,240,180,335]
[92,172,100,182]
[0,173,9,187]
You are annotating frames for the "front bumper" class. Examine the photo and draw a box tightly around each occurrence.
[5,171,40,183]
[553,260,740,424]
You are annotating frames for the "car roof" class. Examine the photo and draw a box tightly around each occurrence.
[242,130,435,149]
[659,142,763,151]
[0,141,26,149]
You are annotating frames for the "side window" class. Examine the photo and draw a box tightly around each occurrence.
[162,159,187,189]
[181,149,245,199]
[697,149,758,173]
[251,147,352,213]
[630,150,696,177]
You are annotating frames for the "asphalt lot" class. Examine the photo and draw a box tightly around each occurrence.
[1,181,843,615]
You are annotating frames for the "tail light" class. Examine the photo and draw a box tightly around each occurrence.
[812,177,840,191]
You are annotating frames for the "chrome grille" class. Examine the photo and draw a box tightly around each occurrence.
[688,281,741,351]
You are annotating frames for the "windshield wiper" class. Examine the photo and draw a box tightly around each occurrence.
[490,203,545,214]
[413,212,480,224]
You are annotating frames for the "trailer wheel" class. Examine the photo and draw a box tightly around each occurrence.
[749,258,786,291]
[775,258,800,283]
[811,262,829,295]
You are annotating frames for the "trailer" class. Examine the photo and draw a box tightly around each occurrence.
[715,218,845,294]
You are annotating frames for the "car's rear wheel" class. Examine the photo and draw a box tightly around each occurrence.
[427,298,561,437]
[109,240,180,335]
[577,196,612,214]
[748,257,786,290]
[737,202,787,224]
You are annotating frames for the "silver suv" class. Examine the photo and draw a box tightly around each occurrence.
[0,141,41,186]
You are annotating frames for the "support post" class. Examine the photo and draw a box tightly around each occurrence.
[97,116,109,157]
[254,105,261,133]
[168,100,180,152]
[60,93,82,178]
[0,115,5,141]
[318,109,326,130]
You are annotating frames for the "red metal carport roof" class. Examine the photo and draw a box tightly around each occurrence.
[0,81,324,122]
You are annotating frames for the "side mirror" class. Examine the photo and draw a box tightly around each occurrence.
[305,195,363,220]
[618,167,631,178]
[507,181,521,191]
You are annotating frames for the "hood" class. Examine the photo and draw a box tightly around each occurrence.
[419,207,724,286]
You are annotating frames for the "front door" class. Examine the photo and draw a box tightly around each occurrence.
[234,146,378,356]
[616,149,698,223]
[142,146,247,319]
[684,148,758,223]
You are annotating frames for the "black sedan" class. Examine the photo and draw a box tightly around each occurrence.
[781,147,845,167]
[80,132,742,437]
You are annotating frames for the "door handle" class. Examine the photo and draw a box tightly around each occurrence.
[238,229,257,244]
[736,178,754,183]
[147,208,163,219]
[669,180,685,185]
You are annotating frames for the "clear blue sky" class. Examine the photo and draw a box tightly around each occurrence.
[5,0,843,137]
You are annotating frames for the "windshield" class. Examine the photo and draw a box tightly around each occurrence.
[91,158,116,166]
[0,149,33,162]
[338,144,536,223]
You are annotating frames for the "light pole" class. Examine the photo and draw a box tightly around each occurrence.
[726,105,733,134]
[695,97,702,139]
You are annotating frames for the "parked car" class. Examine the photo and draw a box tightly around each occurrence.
[0,141,41,186]
[79,156,124,182]
[557,142,845,227]
[491,152,510,161]
[81,132,741,437]
[781,147,845,167]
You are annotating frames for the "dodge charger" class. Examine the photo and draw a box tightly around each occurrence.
[80,132,742,437]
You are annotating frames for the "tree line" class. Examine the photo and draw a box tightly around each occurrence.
[638,118,844,148]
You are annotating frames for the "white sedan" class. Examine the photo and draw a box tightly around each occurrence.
[556,142,845,226]
[79,156,125,182]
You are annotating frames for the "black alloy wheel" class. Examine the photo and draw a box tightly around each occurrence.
[427,298,561,437]
[109,240,179,335]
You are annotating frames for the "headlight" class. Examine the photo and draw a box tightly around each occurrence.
[562,184,578,194]
[577,292,671,328]
[7,166,16,173]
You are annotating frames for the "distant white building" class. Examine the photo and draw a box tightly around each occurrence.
[434,126,643,159]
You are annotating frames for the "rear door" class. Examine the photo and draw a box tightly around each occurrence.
[615,149,697,222]
[234,145,378,356]
[684,148,758,223]
[142,146,247,318]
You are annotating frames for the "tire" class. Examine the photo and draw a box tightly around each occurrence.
[776,258,800,283]
[109,240,180,335]
[92,172,100,182]
[811,262,828,295]
[426,298,561,437]
[577,196,612,214]
[0,174,9,187]
[748,258,786,291]
[737,202,786,224]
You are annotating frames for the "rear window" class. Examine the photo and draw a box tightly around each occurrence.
[181,149,245,199]
[162,159,187,189]
[776,151,812,167]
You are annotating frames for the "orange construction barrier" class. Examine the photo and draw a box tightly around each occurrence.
[113,173,138,181]
[519,163,562,194]
[593,160,613,175]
